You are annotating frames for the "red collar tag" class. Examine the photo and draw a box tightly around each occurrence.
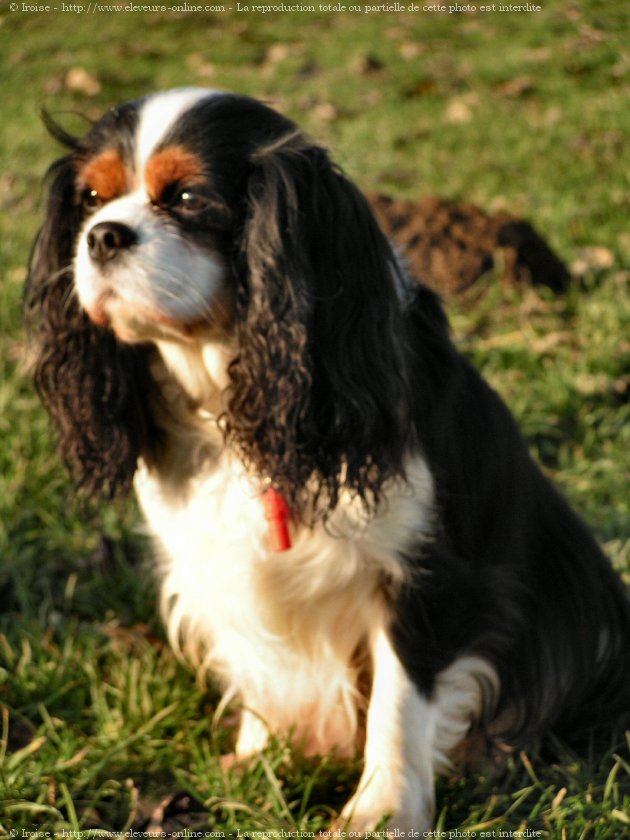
[263,488,292,552]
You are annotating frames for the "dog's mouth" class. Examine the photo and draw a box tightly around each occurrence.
[82,281,234,345]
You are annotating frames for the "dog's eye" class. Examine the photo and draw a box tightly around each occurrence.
[158,183,209,215]
[82,188,103,211]
[173,189,208,214]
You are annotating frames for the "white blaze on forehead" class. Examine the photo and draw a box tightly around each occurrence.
[135,88,223,172]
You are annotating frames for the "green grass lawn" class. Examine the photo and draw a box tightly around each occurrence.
[1,1,629,835]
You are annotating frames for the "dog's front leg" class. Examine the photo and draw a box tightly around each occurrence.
[339,626,436,833]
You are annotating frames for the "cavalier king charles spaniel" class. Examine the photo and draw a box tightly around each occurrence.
[26,89,630,832]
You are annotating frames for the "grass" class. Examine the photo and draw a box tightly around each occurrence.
[1,0,629,835]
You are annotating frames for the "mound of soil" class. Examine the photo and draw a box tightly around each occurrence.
[368,194,571,295]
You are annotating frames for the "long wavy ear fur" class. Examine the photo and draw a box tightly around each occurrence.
[226,134,411,520]
[25,144,158,498]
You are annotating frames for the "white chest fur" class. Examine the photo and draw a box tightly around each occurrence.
[135,451,434,756]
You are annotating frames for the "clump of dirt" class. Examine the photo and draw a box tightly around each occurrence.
[368,194,571,295]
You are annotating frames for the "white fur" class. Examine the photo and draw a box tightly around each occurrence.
[136,435,435,759]
[433,655,499,774]
[342,636,499,833]
[341,626,436,832]
[136,88,221,172]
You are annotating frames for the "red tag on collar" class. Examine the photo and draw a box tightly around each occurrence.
[263,488,292,552]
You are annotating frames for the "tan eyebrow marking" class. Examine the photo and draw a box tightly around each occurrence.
[76,149,130,201]
[144,146,206,202]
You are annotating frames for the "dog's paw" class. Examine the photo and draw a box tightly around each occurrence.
[336,770,434,836]
[330,812,391,837]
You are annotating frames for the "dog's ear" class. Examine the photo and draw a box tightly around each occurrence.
[25,152,158,498]
[226,135,410,519]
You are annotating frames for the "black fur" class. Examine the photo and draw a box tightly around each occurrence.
[26,92,630,755]
[394,293,630,745]
[227,131,410,518]
[25,117,160,497]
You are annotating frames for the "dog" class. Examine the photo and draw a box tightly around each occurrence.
[25,89,630,832]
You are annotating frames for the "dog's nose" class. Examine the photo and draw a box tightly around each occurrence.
[87,222,137,265]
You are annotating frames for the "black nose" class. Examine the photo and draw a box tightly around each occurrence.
[87,222,137,265]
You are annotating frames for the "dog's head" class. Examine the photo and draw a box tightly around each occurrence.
[26,89,412,517]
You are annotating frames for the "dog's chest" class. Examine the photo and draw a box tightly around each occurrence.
[134,453,434,684]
